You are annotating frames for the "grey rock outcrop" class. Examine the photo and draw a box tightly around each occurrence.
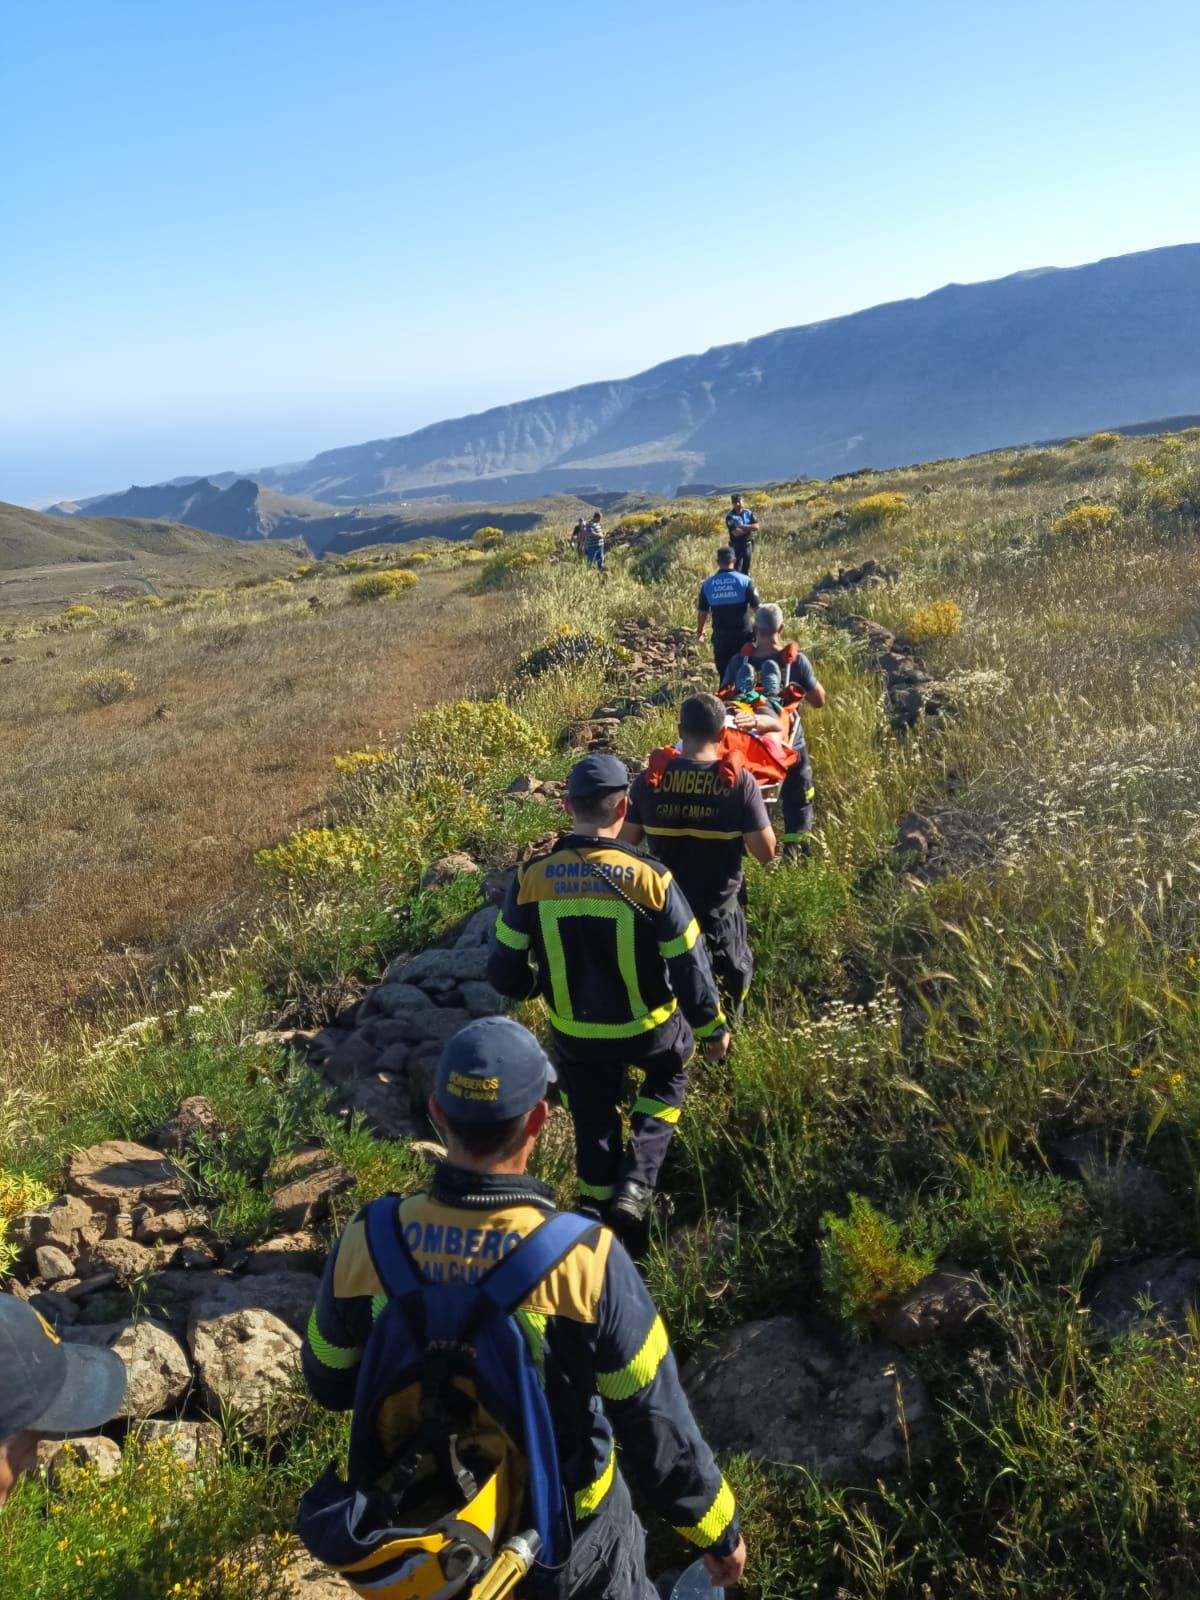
[190,1307,302,1432]
[63,1319,192,1418]
[685,1315,935,1480]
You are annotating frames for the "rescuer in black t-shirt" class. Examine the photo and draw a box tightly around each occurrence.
[622,694,777,1013]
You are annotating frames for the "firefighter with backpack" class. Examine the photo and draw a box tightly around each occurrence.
[622,693,776,1017]
[486,755,730,1242]
[298,1016,746,1600]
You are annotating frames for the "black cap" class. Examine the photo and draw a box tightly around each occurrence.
[0,1296,127,1439]
[433,1017,557,1124]
[566,754,629,798]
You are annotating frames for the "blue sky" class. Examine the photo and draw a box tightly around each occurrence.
[3,0,1198,505]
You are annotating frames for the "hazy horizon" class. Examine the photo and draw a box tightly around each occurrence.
[4,0,1199,507]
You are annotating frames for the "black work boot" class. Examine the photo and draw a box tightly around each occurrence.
[609,1179,655,1254]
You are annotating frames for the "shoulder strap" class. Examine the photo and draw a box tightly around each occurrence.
[363,1193,422,1299]
[475,1213,598,1317]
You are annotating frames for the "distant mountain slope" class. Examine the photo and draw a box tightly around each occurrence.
[234,242,1199,503]
[0,501,300,580]
[49,243,1200,517]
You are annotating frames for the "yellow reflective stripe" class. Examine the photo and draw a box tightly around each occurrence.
[306,1308,361,1370]
[574,1445,616,1519]
[659,918,701,959]
[494,914,530,950]
[675,1477,737,1548]
[540,904,575,1022]
[549,997,677,1039]
[597,1314,669,1401]
[632,1096,681,1124]
[694,1011,727,1039]
[577,1179,616,1200]
[644,825,743,841]
[806,787,815,801]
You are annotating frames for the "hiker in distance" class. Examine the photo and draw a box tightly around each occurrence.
[300,1016,747,1600]
[0,1296,127,1507]
[487,754,729,1240]
[694,545,761,680]
[622,693,776,1017]
[584,511,606,574]
[724,493,758,575]
[721,603,826,853]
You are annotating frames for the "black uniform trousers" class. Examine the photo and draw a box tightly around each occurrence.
[780,744,815,843]
[732,533,753,575]
[554,1011,693,1202]
[698,892,754,1016]
[528,1470,657,1600]
[711,630,751,682]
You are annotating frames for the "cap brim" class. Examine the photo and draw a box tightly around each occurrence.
[32,1341,127,1435]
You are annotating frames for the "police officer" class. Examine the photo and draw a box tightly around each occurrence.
[724,493,758,575]
[0,1297,127,1507]
[302,1017,747,1599]
[622,694,775,1016]
[695,546,761,680]
[487,755,729,1235]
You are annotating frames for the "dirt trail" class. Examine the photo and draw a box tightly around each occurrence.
[0,568,517,1054]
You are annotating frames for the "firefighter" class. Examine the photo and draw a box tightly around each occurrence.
[622,693,776,1016]
[486,754,729,1238]
[301,1017,747,1599]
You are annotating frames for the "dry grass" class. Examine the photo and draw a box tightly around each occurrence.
[0,564,515,1053]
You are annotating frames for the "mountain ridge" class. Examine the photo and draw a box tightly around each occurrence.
[51,242,1200,514]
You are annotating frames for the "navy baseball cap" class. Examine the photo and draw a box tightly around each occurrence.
[0,1296,127,1440]
[567,754,629,798]
[434,1017,557,1124]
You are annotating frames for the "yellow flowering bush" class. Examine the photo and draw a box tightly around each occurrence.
[80,668,137,705]
[62,603,99,622]
[0,1168,52,1275]
[1000,452,1058,484]
[848,492,909,529]
[907,599,963,640]
[255,825,384,889]
[0,1438,296,1598]
[403,699,549,788]
[129,594,165,609]
[334,749,394,776]
[611,512,661,533]
[472,526,505,547]
[1051,504,1120,541]
[1086,432,1122,450]
[348,569,418,602]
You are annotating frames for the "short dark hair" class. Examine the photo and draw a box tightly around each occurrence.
[679,693,727,741]
[441,1109,531,1161]
[569,787,626,825]
[716,545,735,565]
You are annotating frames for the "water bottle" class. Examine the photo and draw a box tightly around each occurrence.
[671,1559,716,1597]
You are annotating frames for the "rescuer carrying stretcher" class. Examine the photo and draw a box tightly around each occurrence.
[486,754,729,1240]
[720,604,826,853]
[622,694,776,1016]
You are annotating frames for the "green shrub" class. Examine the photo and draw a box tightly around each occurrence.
[517,630,623,678]
[820,1193,933,1332]
[80,667,136,705]
[348,569,418,602]
[62,603,99,622]
[1000,451,1059,484]
[255,825,383,890]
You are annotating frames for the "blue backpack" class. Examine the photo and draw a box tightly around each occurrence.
[296,1196,596,1600]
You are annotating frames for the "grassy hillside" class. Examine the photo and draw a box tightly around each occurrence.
[0,502,303,615]
[4,427,1200,1596]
